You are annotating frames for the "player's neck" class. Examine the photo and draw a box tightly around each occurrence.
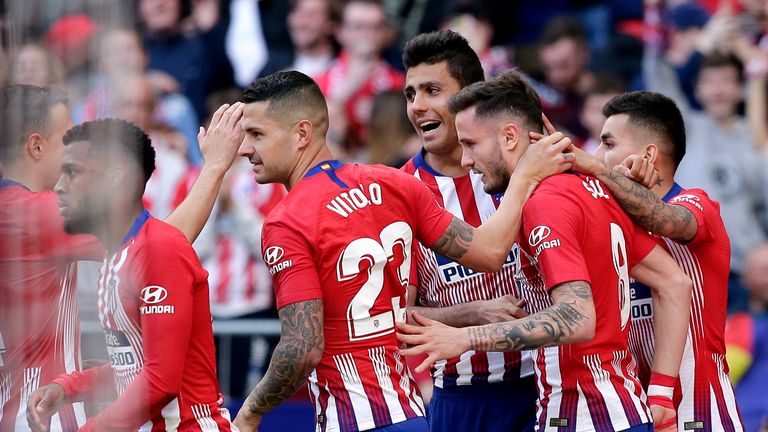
[286,143,336,191]
[4,164,45,192]
[423,146,468,178]
[650,169,677,199]
[99,203,146,253]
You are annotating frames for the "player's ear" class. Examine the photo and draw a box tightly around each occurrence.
[501,122,519,151]
[25,133,46,161]
[644,143,659,164]
[294,119,313,150]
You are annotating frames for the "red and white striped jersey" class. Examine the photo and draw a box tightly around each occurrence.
[627,184,744,431]
[516,173,657,432]
[401,152,534,388]
[143,145,190,219]
[0,180,103,431]
[53,212,235,431]
[262,160,454,432]
[200,164,286,318]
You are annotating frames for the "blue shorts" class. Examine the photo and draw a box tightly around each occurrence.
[620,423,653,432]
[374,417,429,432]
[428,377,537,432]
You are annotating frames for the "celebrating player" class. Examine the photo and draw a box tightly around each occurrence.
[230,70,573,432]
[397,71,692,432]
[0,84,241,431]
[25,118,240,431]
[400,31,537,431]
[565,91,744,430]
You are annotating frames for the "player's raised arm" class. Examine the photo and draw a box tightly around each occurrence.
[164,102,245,243]
[426,132,574,273]
[571,147,698,243]
[630,245,692,430]
[235,299,324,431]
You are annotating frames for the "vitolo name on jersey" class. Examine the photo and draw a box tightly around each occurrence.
[436,249,516,283]
[326,183,383,218]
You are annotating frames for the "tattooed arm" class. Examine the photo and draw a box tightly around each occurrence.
[234,299,324,430]
[573,150,697,243]
[397,281,595,372]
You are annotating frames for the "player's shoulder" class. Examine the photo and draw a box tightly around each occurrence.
[531,172,590,199]
[669,187,716,210]
[136,217,193,253]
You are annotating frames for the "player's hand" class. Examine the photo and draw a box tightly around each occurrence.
[198,102,246,174]
[650,404,677,432]
[473,295,528,324]
[233,406,262,432]
[615,154,661,189]
[529,114,605,177]
[26,383,66,432]
[515,131,574,186]
[396,312,469,373]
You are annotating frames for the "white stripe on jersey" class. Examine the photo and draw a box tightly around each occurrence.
[394,351,425,417]
[0,373,9,426]
[678,331,696,426]
[333,353,375,430]
[487,352,507,382]
[540,347,563,429]
[162,398,181,430]
[612,351,650,423]
[16,367,41,431]
[454,351,474,386]
[308,370,323,431]
[139,419,153,432]
[576,382,596,431]
[324,381,338,432]
[192,403,220,431]
[714,355,744,431]
[585,354,631,431]
[368,347,407,424]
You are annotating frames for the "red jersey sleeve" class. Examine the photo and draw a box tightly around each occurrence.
[52,364,113,401]
[407,176,453,248]
[81,238,200,431]
[627,223,657,267]
[668,189,715,246]
[521,190,590,290]
[262,221,323,309]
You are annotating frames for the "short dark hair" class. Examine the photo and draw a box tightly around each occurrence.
[448,70,543,132]
[63,119,155,184]
[0,85,68,163]
[699,53,743,81]
[539,16,587,47]
[602,91,686,167]
[402,31,484,89]
[243,70,328,119]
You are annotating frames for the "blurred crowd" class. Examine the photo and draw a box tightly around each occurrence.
[5,0,768,427]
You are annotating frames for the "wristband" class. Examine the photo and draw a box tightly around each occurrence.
[647,372,676,409]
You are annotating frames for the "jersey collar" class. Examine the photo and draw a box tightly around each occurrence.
[411,149,447,177]
[662,183,683,203]
[0,179,30,191]
[119,209,152,248]
[304,159,348,189]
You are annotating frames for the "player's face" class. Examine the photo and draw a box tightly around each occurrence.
[455,107,510,194]
[42,103,74,191]
[596,113,645,168]
[239,101,296,185]
[55,141,108,234]
[404,61,462,155]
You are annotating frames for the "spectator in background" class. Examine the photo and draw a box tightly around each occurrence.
[534,16,593,141]
[45,14,98,106]
[315,0,404,160]
[366,90,419,166]
[440,3,513,79]
[578,74,625,154]
[668,53,768,312]
[259,0,339,78]
[726,243,768,431]
[139,0,234,122]
[8,42,65,88]
[75,27,202,165]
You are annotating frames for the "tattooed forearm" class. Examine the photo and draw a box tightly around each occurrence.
[597,168,697,242]
[245,299,324,416]
[431,216,474,260]
[467,281,594,351]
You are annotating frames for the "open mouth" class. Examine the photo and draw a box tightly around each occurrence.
[420,121,441,135]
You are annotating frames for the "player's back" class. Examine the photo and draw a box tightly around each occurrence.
[0,180,100,430]
[516,173,655,431]
[262,161,452,431]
